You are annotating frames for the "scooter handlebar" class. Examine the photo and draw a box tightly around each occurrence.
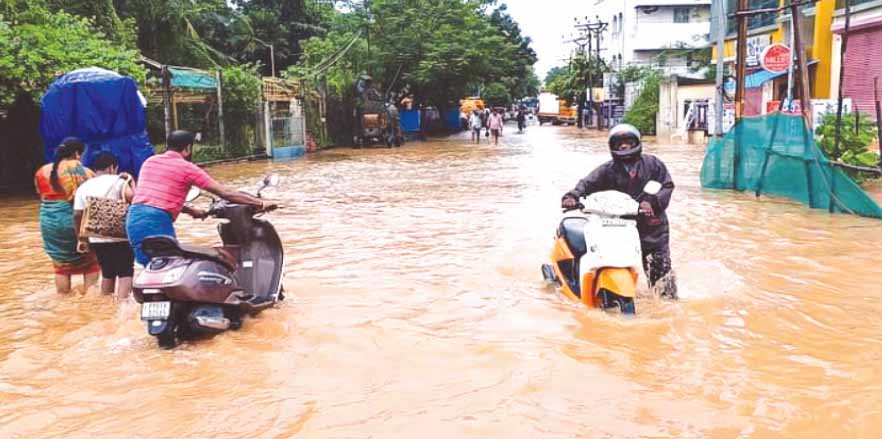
[561,203,585,213]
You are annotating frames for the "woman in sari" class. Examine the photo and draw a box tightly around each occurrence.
[34,137,99,294]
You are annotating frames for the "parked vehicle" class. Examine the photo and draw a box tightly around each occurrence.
[556,101,578,125]
[537,92,577,126]
[354,74,403,148]
[537,92,560,125]
[133,174,284,348]
[357,102,404,148]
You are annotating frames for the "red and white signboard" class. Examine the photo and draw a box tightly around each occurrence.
[761,44,792,74]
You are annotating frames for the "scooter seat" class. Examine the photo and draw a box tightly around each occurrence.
[180,244,238,272]
[142,235,237,271]
[559,217,588,258]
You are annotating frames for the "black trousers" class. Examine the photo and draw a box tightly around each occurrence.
[642,244,677,299]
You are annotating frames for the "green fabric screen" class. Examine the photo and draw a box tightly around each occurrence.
[700,113,882,219]
[168,67,217,89]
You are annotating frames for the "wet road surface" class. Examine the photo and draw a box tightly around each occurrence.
[2,124,882,438]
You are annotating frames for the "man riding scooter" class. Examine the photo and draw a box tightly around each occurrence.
[561,124,678,298]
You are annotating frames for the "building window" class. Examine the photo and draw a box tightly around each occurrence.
[726,0,782,35]
[748,0,778,30]
[674,7,690,23]
[836,0,876,7]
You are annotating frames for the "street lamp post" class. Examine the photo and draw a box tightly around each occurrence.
[254,38,276,77]
[269,43,275,78]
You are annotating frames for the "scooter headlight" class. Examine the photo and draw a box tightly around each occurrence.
[162,265,188,284]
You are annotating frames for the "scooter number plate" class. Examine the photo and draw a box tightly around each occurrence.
[602,218,628,227]
[141,302,171,320]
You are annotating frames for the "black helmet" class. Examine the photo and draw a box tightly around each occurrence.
[167,130,196,152]
[608,123,642,163]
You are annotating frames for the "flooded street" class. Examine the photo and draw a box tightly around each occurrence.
[2,124,882,438]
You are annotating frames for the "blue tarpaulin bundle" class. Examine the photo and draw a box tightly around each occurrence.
[40,67,155,176]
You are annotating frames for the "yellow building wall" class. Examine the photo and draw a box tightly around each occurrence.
[811,0,836,98]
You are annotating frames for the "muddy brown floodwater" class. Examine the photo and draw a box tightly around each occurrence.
[2,124,882,438]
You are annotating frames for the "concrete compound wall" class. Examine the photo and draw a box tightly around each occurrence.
[657,78,716,144]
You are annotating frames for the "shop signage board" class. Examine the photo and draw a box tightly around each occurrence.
[761,44,791,73]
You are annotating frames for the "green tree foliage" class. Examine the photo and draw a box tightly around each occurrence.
[544,66,566,88]
[816,112,880,176]
[0,5,145,108]
[111,0,234,68]
[623,70,663,135]
[293,0,538,110]
[221,65,263,154]
[545,54,608,103]
[613,65,653,98]
[481,82,511,107]
[44,0,136,47]
[227,0,330,76]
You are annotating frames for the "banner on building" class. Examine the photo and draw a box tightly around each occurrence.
[707,101,736,135]
[811,99,853,132]
[604,73,621,100]
[745,35,773,67]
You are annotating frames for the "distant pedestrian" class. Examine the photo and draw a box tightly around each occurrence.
[482,108,491,138]
[489,109,504,145]
[469,110,483,143]
[73,152,136,299]
[34,137,99,294]
[516,108,526,133]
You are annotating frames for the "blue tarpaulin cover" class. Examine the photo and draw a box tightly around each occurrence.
[40,67,155,176]
[400,110,421,133]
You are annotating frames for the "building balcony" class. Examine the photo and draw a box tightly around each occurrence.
[633,0,711,6]
[630,22,711,50]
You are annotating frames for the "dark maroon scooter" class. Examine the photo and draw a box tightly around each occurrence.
[133,174,284,348]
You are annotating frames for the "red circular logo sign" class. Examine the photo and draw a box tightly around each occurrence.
[761,44,792,74]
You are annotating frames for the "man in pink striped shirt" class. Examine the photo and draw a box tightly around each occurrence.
[126,130,276,265]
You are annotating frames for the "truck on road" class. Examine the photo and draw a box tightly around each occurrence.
[537,92,577,126]
[537,92,560,125]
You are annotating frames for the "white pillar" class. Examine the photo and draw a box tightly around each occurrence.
[264,101,273,157]
[830,34,843,101]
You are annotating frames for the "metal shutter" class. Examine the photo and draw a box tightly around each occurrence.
[843,26,882,114]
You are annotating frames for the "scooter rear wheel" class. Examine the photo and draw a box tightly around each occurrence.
[156,324,177,349]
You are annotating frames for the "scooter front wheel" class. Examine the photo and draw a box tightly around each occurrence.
[597,288,636,315]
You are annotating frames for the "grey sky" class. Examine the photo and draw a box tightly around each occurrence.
[501,0,597,83]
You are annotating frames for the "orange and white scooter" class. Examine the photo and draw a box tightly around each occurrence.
[541,181,661,315]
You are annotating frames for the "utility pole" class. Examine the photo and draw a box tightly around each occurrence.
[833,0,852,161]
[734,0,748,121]
[714,0,726,136]
[831,0,852,213]
[586,34,593,128]
[574,16,608,130]
[874,77,882,165]
[791,0,812,127]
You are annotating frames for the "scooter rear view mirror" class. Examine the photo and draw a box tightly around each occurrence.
[264,174,281,187]
[643,180,662,196]
[185,186,202,202]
